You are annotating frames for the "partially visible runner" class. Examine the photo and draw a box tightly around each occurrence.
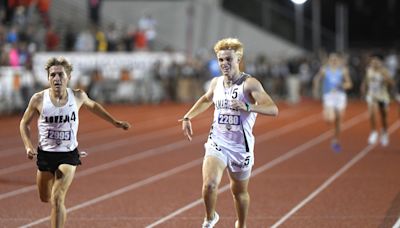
[181,38,278,228]
[20,56,131,228]
[361,55,395,146]
[313,53,353,152]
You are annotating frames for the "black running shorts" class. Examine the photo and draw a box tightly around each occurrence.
[36,148,82,173]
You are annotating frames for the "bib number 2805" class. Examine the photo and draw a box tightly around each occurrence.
[218,114,240,125]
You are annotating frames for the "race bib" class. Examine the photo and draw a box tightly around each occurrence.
[218,114,240,125]
[47,130,71,141]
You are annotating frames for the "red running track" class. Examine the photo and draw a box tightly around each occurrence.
[0,100,400,228]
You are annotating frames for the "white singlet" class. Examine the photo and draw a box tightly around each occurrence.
[206,73,257,171]
[38,88,79,152]
[366,68,390,104]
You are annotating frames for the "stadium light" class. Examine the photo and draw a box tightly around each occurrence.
[291,0,308,4]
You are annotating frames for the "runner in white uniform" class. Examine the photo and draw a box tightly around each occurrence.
[313,53,352,152]
[181,38,278,228]
[38,88,79,152]
[361,56,394,146]
[20,56,131,228]
[206,73,257,174]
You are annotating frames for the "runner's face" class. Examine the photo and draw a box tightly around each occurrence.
[329,55,340,67]
[48,65,70,93]
[370,58,381,69]
[217,50,240,78]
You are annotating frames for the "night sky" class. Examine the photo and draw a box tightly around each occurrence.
[302,0,400,48]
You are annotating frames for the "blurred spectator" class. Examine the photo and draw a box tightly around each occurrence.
[105,22,120,52]
[74,27,95,52]
[11,70,23,111]
[138,13,157,50]
[87,69,105,102]
[17,41,30,66]
[64,24,77,52]
[94,26,107,52]
[177,59,199,102]
[8,43,19,67]
[298,58,312,97]
[4,0,17,25]
[203,55,220,92]
[114,68,135,103]
[286,57,301,104]
[149,60,164,103]
[133,28,147,51]
[385,50,398,78]
[36,0,51,27]
[20,62,35,108]
[19,23,34,43]
[6,25,18,43]
[88,0,102,26]
[270,60,289,99]
[12,6,27,27]
[254,55,270,92]
[123,24,135,51]
[32,25,46,51]
[159,60,179,101]
[0,25,6,44]
[45,25,59,51]
[207,57,220,78]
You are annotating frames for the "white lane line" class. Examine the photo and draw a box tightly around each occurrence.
[0,162,34,176]
[145,112,368,227]
[18,110,321,227]
[393,218,400,228]
[271,119,400,228]
[19,159,203,228]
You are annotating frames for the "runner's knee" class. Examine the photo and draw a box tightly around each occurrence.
[232,190,249,202]
[203,180,219,193]
[39,193,50,203]
[51,192,66,208]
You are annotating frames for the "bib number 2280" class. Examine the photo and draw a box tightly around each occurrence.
[218,114,240,125]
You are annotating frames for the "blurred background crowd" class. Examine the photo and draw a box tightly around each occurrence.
[0,0,399,115]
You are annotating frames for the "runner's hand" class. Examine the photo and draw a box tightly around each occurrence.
[180,118,193,141]
[115,120,131,130]
[26,148,37,160]
[230,100,246,111]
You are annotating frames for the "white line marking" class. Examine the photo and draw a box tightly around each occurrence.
[271,120,400,228]
[0,162,34,176]
[145,112,368,227]
[393,217,400,228]
[19,159,203,228]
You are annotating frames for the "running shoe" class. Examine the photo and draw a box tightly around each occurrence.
[368,131,378,145]
[380,133,389,147]
[202,212,219,228]
[331,142,341,153]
